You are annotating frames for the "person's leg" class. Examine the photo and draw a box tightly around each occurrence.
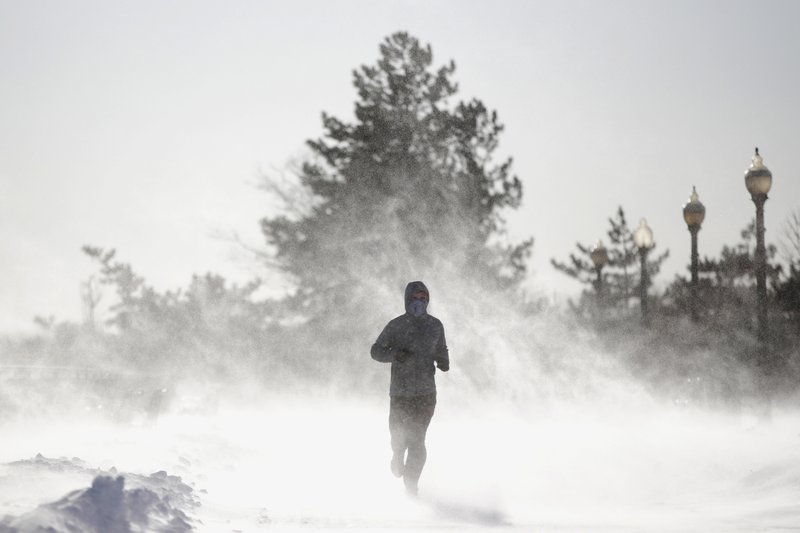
[402,393,437,495]
[389,395,411,477]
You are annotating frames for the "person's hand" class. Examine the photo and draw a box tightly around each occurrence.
[394,348,412,363]
[436,359,449,372]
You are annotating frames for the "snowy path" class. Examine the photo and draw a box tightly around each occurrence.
[2,395,800,532]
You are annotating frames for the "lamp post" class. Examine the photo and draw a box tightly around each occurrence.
[744,148,772,343]
[683,186,706,323]
[590,239,609,306]
[633,219,654,325]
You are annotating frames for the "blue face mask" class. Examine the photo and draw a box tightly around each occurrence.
[410,299,428,317]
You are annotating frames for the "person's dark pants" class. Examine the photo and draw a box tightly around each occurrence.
[389,393,437,490]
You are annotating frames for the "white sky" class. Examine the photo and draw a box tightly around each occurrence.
[1,0,799,333]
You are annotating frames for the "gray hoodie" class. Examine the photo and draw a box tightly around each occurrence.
[371,281,449,397]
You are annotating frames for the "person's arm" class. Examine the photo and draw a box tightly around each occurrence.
[435,324,449,371]
[371,323,397,363]
[371,321,413,363]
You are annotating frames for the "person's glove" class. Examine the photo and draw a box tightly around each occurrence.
[394,348,413,363]
[436,359,449,372]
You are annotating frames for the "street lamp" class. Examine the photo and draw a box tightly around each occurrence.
[633,219,654,324]
[683,186,706,323]
[744,147,772,343]
[590,239,609,304]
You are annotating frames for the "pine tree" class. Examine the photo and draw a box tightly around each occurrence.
[663,220,781,328]
[261,32,532,320]
[551,206,668,318]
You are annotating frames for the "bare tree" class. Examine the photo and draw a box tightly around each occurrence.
[778,207,800,267]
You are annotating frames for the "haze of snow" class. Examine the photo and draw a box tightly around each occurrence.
[1,257,798,531]
[2,370,800,532]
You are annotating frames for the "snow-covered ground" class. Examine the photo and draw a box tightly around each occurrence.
[2,385,800,532]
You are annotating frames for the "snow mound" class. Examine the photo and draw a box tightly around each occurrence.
[0,456,198,533]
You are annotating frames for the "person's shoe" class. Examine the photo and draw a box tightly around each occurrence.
[390,454,404,478]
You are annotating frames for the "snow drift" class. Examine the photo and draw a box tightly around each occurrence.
[0,455,196,533]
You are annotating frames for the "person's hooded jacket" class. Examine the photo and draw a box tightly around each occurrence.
[371,281,449,397]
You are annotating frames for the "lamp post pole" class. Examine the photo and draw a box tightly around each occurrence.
[754,196,767,339]
[633,219,654,326]
[639,246,649,322]
[689,225,699,320]
[683,186,706,323]
[590,239,609,310]
[744,148,772,344]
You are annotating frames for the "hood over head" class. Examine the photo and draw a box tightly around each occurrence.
[404,281,429,315]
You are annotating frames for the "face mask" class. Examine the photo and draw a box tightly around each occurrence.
[410,299,427,317]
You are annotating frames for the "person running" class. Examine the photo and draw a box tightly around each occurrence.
[370,281,449,496]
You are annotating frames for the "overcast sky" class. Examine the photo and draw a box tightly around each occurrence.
[1,0,799,333]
